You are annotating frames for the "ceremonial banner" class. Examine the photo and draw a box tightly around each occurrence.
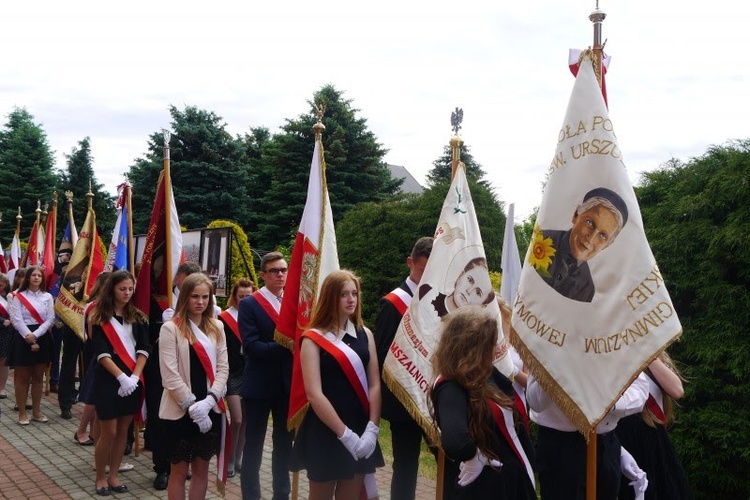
[104,183,131,272]
[48,220,77,299]
[0,242,6,274]
[133,170,183,316]
[383,165,514,442]
[7,233,21,284]
[569,48,610,107]
[23,219,42,267]
[282,136,340,428]
[509,52,681,434]
[55,207,104,340]
[42,201,58,288]
[500,203,522,306]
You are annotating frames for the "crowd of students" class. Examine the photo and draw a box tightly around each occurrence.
[0,243,692,500]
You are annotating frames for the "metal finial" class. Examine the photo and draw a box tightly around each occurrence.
[42,202,49,215]
[451,107,464,135]
[163,129,171,148]
[35,200,42,213]
[313,103,326,139]
[16,207,22,221]
[65,190,74,203]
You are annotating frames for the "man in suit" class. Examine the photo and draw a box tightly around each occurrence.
[375,237,433,500]
[240,251,293,500]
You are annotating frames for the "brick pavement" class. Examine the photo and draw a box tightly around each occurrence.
[0,378,437,499]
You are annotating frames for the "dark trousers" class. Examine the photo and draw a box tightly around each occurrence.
[50,324,64,386]
[536,426,621,500]
[241,397,292,500]
[389,419,428,500]
[58,326,83,411]
[144,342,170,474]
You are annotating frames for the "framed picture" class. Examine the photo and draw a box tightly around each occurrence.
[182,230,201,265]
[202,227,230,297]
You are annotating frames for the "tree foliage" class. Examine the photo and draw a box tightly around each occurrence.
[59,137,116,238]
[635,141,750,499]
[248,85,402,251]
[128,106,251,234]
[0,108,59,244]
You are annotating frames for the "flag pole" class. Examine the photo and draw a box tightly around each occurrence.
[126,184,135,274]
[15,207,22,239]
[51,191,58,256]
[586,5,606,500]
[163,130,174,308]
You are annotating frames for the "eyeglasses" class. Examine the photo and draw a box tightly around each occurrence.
[265,268,288,276]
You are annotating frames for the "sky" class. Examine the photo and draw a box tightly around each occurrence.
[2,0,748,225]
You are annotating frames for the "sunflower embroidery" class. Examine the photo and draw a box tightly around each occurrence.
[528,224,556,278]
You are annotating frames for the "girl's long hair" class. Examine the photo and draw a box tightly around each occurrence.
[307,270,363,334]
[430,306,513,462]
[643,350,684,427]
[173,273,222,344]
[89,270,147,326]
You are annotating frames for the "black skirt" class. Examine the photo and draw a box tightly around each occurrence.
[7,324,52,367]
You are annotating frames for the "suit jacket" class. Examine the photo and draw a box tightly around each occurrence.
[238,294,292,400]
[375,280,414,422]
[158,319,229,421]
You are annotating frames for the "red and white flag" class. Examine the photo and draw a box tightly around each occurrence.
[510,51,681,434]
[23,219,43,267]
[42,201,58,288]
[7,232,21,284]
[281,135,340,428]
[569,48,610,107]
[0,241,7,274]
[133,170,183,316]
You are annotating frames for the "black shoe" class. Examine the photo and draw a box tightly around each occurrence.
[108,483,128,493]
[95,486,111,496]
[153,472,168,490]
[124,443,132,456]
[61,409,73,420]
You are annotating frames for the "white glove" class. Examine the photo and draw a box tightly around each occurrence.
[188,397,215,421]
[162,308,175,322]
[195,413,212,433]
[354,421,379,459]
[458,449,502,487]
[338,426,360,461]
[620,447,648,500]
[117,373,138,397]
[128,374,140,388]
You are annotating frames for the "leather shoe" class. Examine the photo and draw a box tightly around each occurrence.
[95,485,111,496]
[61,409,73,420]
[153,472,169,490]
[108,483,128,493]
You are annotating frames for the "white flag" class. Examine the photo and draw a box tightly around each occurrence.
[383,165,514,441]
[500,203,522,306]
[510,52,681,434]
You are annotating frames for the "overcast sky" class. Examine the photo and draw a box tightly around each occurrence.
[2,0,748,225]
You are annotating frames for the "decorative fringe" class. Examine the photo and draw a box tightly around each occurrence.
[382,367,441,447]
[287,402,309,432]
[274,329,294,351]
[507,298,684,438]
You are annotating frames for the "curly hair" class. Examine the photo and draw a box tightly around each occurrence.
[430,306,513,462]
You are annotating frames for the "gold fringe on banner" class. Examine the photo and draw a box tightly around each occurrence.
[274,329,295,351]
[382,367,441,447]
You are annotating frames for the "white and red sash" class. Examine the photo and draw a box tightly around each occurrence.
[188,320,230,494]
[487,400,535,488]
[302,329,370,414]
[384,287,411,316]
[433,375,535,490]
[0,295,9,319]
[645,373,667,426]
[302,328,376,500]
[219,309,241,344]
[101,317,147,423]
[252,290,279,324]
[15,292,45,325]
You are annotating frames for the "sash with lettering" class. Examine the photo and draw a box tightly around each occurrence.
[188,320,230,495]
[252,290,280,324]
[434,375,535,490]
[218,309,241,344]
[302,329,378,499]
[15,293,46,326]
[101,317,147,423]
[384,287,411,316]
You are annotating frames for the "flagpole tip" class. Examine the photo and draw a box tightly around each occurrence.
[313,103,326,140]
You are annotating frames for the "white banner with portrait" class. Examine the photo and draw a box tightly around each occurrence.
[510,52,682,435]
[383,164,514,442]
